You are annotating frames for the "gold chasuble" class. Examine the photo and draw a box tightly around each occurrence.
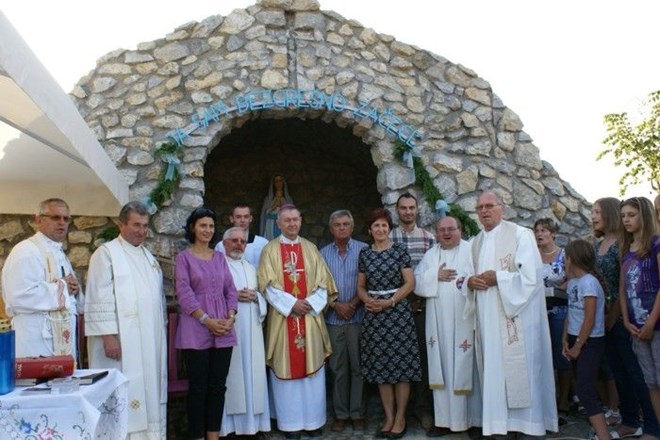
[258,237,337,379]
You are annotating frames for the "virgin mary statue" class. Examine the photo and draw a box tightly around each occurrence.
[260,175,294,240]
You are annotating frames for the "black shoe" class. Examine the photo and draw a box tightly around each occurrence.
[389,425,407,439]
[376,429,391,438]
[427,426,452,437]
[283,431,302,439]
[466,427,484,440]
[306,428,322,437]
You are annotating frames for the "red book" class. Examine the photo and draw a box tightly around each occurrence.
[15,355,75,379]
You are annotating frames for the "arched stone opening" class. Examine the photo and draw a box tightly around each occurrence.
[42,0,595,271]
[204,117,381,246]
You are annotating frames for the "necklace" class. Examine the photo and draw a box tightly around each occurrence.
[542,246,558,255]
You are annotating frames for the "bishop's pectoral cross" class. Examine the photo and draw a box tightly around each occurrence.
[284,250,304,287]
[284,248,306,350]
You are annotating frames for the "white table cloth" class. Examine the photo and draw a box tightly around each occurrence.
[0,368,128,439]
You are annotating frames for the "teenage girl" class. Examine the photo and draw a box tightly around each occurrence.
[619,197,660,426]
[563,239,611,440]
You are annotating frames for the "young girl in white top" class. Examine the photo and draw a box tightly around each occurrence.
[563,239,611,440]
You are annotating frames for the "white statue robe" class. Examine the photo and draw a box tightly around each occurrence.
[85,236,167,439]
[1,232,79,358]
[415,240,482,432]
[221,256,271,436]
[466,221,557,436]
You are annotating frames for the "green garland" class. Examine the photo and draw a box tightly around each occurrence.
[394,141,480,237]
[96,225,119,242]
[149,141,183,207]
[93,141,184,248]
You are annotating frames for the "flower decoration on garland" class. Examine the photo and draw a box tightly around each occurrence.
[394,140,480,237]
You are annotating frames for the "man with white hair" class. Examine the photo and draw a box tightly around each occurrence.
[466,191,557,438]
[220,226,271,437]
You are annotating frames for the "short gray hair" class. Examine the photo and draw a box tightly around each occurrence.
[479,190,504,205]
[223,226,247,241]
[328,209,354,228]
[118,201,149,224]
[37,198,69,216]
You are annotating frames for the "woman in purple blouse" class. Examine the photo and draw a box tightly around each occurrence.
[175,207,238,440]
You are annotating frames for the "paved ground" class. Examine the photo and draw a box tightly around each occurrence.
[170,388,593,439]
[237,410,590,439]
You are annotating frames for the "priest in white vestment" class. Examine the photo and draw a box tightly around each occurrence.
[85,201,167,439]
[257,205,337,439]
[2,198,81,358]
[465,191,557,438]
[415,216,482,437]
[220,227,271,436]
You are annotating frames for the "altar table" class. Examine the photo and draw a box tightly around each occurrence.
[0,368,128,439]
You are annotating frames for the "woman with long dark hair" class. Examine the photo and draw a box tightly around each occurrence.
[175,207,238,440]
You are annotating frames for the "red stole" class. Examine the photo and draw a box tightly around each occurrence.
[280,242,308,379]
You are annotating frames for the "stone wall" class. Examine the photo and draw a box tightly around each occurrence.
[0,0,593,291]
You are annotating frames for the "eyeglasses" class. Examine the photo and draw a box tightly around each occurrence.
[438,227,458,233]
[475,203,501,212]
[40,214,71,223]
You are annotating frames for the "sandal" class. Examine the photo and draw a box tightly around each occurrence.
[610,427,643,439]
[606,409,622,426]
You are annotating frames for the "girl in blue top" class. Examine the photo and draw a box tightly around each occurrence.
[619,196,660,425]
[562,239,610,440]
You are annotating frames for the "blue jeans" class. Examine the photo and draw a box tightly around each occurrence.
[607,320,660,436]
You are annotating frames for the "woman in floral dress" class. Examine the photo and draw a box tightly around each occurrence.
[358,207,421,438]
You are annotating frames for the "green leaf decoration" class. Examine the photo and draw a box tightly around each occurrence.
[97,225,119,242]
[149,141,183,208]
[393,140,480,237]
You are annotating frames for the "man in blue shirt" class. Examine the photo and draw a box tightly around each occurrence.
[320,210,368,433]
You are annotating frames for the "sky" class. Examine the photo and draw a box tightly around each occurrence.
[2,0,658,203]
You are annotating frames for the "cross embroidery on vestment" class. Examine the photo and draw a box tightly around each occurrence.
[459,339,472,352]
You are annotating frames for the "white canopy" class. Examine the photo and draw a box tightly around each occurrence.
[0,12,128,216]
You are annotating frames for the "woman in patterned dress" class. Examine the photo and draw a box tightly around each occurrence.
[358,208,421,438]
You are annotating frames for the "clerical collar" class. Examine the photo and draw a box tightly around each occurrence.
[279,235,300,244]
[35,231,64,251]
